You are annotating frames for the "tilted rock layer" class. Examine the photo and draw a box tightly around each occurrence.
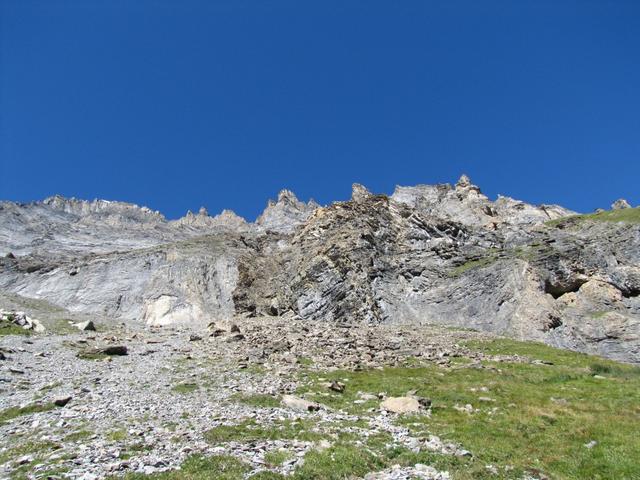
[1,177,638,363]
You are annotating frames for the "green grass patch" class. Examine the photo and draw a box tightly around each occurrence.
[64,429,94,442]
[120,442,154,460]
[205,418,326,444]
[589,361,640,379]
[0,319,31,336]
[107,429,128,442]
[0,402,55,425]
[466,338,589,367]
[291,442,386,479]
[114,455,251,480]
[48,318,82,334]
[38,381,63,392]
[547,207,640,227]
[172,382,199,394]
[264,448,294,466]
[297,338,640,479]
[297,357,314,367]
[448,256,497,277]
[0,440,60,470]
[249,472,286,480]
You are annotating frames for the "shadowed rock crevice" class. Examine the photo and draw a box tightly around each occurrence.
[544,277,588,299]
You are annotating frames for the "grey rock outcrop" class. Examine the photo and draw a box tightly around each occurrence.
[255,190,319,233]
[171,208,249,232]
[1,178,638,363]
[391,175,573,229]
[611,199,631,210]
[1,309,46,332]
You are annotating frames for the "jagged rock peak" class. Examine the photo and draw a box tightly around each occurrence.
[173,207,248,230]
[455,174,481,193]
[351,183,373,202]
[611,199,631,210]
[41,195,165,221]
[256,189,319,233]
[277,189,299,203]
[213,209,248,225]
[216,209,243,219]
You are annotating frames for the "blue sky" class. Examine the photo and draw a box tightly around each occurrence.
[1,0,639,220]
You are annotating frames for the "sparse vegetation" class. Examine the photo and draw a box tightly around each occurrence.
[249,472,286,480]
[448,255,497,277]
[64,429,94,442]
[172,382,199,394]
[264,448,293,466]
[295,338,640,479]
[292,442,386,479]
[0,403,55,425]
[49,318,82,334]
[115,455,251,480]
[204,418,326,444]
[297,356,314,367]
[0,317,30,336]
[107,429,128,442]
[0,439,61,479]
[546,207,640,227]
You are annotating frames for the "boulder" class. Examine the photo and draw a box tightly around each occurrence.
[54,396,72,407]
[81,345,128,357]
[101,345,128,356]
[30,319,46,333]
[380,396,421,414]
[75,320,96,331]
[281,395,321,412]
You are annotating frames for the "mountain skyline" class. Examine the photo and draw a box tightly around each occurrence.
[2,1,639,219]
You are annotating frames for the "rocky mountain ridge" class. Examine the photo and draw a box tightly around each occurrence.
[1,176,638,363]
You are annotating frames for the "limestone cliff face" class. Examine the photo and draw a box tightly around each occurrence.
[1,177,638,363]
[391,175,573,228]
[255,189,319,233]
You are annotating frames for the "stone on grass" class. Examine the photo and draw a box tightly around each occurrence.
[328,380,345,393]
[75,320,96,331]
[281,395,320,412]
[380,396,421,414]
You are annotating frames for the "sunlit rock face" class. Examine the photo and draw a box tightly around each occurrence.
[1,177,639,363]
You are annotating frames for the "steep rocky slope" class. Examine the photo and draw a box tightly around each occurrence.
[1,176,638,362]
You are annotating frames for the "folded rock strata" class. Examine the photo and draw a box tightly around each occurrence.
[1,176,638,363]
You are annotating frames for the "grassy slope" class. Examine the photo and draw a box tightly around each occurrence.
[298,339,640,480]
[547,206,640,227]
[113,339,640,480]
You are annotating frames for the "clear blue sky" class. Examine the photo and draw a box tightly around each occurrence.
[1,0,639,220]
